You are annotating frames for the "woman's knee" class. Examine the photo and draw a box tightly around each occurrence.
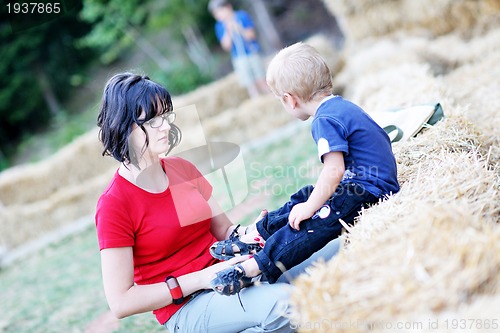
[244,283,294,332]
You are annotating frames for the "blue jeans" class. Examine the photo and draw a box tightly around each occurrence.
[164,283,292,333]
[254,182,378,283]
[164,237,342,333]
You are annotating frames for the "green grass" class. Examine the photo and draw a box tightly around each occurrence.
[0,228,107,332]
[243,126,320,211]
[0,122,319,333]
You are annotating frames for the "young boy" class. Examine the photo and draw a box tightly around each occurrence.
[208,0,268,98]
[210,42,400,295]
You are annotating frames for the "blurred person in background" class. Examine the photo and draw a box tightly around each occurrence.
[209,0,269,99]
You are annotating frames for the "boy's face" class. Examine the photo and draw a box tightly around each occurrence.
[211,5,233,21]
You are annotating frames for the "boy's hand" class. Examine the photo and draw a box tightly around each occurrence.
[288,202,315,230]
[224,19,240,34]
[204,255,252,289]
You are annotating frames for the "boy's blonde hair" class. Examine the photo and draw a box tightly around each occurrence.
[266,42,333,102]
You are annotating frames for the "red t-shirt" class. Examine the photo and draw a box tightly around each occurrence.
[95,156,219,324]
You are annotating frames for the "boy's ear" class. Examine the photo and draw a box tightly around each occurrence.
[283,93,298,109]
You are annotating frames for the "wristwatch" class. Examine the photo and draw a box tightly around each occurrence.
[165,276,184,305]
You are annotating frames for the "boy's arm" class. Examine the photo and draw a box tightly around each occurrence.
[220,24,234,52]
[239,25,257,41]
[289,151,345,230]
[220,20,256,51]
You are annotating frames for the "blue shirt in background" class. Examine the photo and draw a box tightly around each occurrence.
[215,10,261,58]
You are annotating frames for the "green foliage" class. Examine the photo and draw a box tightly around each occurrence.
[154,60,212,95]
[79,0,218,66]
[0,0,95,170]
[79,0,147,64]
[147,0,216,43]
[79,0,214,63]
[1,0,221,170]
[79,0,219,95]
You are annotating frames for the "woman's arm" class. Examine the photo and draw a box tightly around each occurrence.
[208,196,235,240]
[101,247,171,318]
[101,245,248,319]
[208,196,269,242]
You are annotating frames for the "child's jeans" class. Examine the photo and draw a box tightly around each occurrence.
[254,182,378,283]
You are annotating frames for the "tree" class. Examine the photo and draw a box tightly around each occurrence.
[0,0,95,168]
[79,0,150,64]
[79,0,216,86]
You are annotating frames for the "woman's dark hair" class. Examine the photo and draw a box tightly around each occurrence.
[97,73,181,164]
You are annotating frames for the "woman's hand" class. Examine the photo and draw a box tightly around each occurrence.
[239,209,267,245]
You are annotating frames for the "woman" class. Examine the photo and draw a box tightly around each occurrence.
[95,73,293,332]
[95,73,341,332]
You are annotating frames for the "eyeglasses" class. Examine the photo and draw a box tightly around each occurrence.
[145,112,176,128]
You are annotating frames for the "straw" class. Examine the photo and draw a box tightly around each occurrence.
[289,1,499,330]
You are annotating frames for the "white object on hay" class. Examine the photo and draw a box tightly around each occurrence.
[369,104,444,142]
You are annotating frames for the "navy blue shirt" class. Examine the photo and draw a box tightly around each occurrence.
[311,95,400,198]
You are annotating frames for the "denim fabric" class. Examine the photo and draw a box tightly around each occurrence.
[254,182,378,283]
[164,238,343,332]
[275,237,342,284]
[164,283,293,333]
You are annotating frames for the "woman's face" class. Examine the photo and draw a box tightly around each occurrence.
[129,112,173,162]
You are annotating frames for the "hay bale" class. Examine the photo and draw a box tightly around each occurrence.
[439,30,500,137]
[332,36,451,110]
[290,114,499,332]
[0,170,113,249]
[291,206,500,332]
[322,0,500,42]
[173,72,250,118]
[416,28,500,69]
[416,295,500,332]
[0,128,116,207]
[290,2,500,327]
[332,27,500,139]
[0,128,117,250]
[305,34,345,78]
[200,93,292,144]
